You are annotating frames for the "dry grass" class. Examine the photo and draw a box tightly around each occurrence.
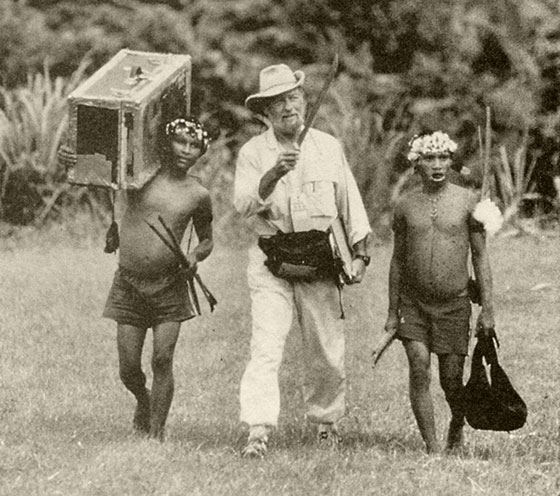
[0,229,559,495]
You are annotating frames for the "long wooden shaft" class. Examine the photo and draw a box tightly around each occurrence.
[296,53,339,147]
[371,328,397,369]
[157,215,217,312]
[481,106,492,200]
[144,219,202,315]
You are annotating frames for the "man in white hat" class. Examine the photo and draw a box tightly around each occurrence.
[234,63,371,457]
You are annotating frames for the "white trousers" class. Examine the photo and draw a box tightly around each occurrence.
[239,244,346,427]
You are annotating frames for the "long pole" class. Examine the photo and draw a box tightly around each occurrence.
[297,53,339,147]
[156,216,217,311]
[481,106,492,200]
[144,219,202,315]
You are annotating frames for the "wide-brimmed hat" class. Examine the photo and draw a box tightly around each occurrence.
[245,64,305,114]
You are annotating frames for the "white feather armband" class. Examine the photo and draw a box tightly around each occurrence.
[473,199,504,236]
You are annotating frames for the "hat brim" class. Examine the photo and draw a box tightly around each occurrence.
[245,71,305,114]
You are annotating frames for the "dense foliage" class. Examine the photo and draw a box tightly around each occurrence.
[1,0,560,233]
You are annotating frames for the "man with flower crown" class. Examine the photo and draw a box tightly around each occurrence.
[384,130,498,453]
[58,117,214,441]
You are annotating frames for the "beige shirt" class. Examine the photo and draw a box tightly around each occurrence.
[234,127,371,247]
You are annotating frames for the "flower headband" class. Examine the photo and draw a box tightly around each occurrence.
[407,131,458,161]
[165,118,211,152]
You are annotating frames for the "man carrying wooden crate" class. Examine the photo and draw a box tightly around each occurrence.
[59,117,214,441]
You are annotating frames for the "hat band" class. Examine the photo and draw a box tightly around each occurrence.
[261,80,298,93]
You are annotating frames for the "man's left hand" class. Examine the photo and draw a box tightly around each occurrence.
[182,253,198,279]
[349,258,367,284]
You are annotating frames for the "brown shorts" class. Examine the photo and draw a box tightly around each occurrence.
[397,290,471,355]
[103,265,196,329]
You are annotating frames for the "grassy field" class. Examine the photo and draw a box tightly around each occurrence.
[0,227,559,496]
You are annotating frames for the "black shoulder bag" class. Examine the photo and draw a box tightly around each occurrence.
[463,333,527,431]
[258,229,342,283]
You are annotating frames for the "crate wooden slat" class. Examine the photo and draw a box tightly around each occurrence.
[67,49,191,189]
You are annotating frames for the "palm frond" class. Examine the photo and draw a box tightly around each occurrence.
[0,64,87,224]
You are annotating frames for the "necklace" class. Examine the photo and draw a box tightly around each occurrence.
[426,192,443,221]
[426,191,442,278]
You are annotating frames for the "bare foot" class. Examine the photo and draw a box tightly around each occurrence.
[425,442,442,455]
[133,390,151,434]
[445,417,464,453]
[148,426,165,442]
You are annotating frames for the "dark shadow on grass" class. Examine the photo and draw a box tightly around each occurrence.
[170,420,246,452]
[30,413,541,462]
[171,420,427,456]
[340,428,424,454]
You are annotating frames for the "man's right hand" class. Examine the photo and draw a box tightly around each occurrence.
[58,145,77,169]
[384,313,399,334]
[183,253,199,279]
[259,150,300,200]
[273,151,299,178]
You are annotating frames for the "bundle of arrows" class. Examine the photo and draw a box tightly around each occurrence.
[145,215,217,315]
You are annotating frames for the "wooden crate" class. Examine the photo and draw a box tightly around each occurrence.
[67,49,191,189]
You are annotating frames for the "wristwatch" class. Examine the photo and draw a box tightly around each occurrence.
[353,254,371,266]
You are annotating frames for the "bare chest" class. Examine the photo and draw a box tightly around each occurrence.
[128,178,201,224]
[405,195,470,237]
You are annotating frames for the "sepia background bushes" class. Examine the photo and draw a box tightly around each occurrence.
[1,0,560,239]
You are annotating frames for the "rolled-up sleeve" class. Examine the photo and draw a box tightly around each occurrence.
[234,145,273,218]
[335,144,371,247]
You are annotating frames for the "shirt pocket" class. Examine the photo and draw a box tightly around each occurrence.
[302,181,337,218]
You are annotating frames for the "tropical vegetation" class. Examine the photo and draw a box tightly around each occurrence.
[1,0,560,236]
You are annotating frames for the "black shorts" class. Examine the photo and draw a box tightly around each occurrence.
[103,265,196,329]
[397,291,471,355]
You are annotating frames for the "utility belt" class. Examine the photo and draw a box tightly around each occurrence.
[258,229,346,317]
[258,229,342,283]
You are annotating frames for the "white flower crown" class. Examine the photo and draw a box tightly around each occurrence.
[407,131,458,161]
[165,118,210,150]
